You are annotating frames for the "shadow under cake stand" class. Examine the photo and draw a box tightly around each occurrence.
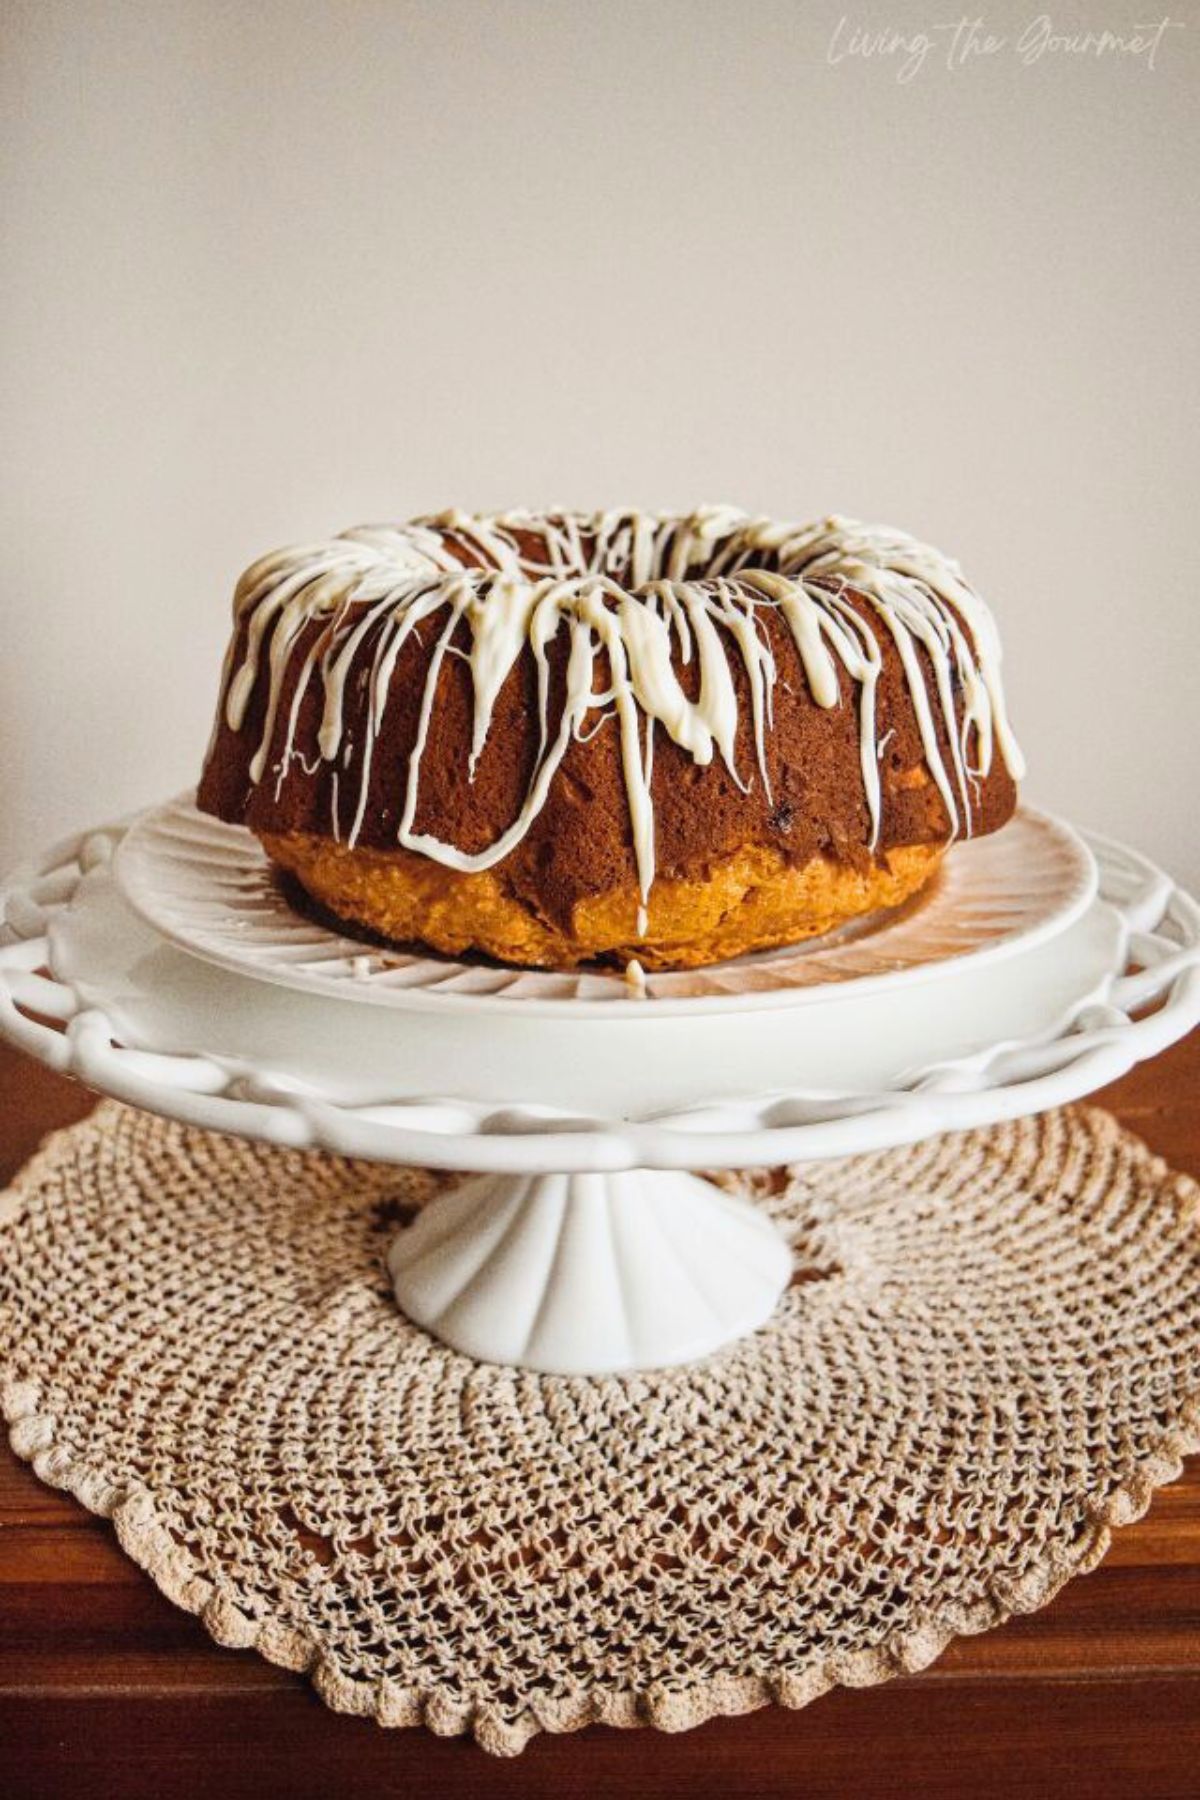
[2,797,1198,1375]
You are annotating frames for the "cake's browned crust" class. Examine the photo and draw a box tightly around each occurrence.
[197,518,1018,970]
[261,829,944,970]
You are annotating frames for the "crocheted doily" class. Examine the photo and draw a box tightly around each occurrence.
[2,1101,1198,1756]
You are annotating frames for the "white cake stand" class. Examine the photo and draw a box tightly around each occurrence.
[2,801,1198,1375]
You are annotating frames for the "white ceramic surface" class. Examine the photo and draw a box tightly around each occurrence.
[1,813,1196,1169]
[113,796,1096,1007]
[387,1168,794,1374]
[3,810,1198,1373]
[44,837,1124,1127]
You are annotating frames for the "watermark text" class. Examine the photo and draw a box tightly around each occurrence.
[826,14,1185,82]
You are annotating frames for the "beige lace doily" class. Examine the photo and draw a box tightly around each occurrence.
[2,1100,1198,1756]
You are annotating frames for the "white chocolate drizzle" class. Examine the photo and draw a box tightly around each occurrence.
[214,509,1024,918]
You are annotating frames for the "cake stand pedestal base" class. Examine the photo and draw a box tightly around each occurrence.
[386,1169,794,1374]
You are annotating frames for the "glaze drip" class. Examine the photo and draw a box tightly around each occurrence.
[215,508,1024,912]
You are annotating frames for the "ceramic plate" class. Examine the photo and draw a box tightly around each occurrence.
[112,795,1096,1012]
[2,815,1194,1166]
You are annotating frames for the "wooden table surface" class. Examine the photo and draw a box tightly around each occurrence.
[1,1032,1198,1800]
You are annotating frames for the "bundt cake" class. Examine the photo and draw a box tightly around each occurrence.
[197,508,1024,970]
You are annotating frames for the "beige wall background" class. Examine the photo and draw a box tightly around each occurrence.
[3,0,1198,885]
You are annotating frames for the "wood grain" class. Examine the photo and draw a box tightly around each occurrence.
[1,1032,1198,1799]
